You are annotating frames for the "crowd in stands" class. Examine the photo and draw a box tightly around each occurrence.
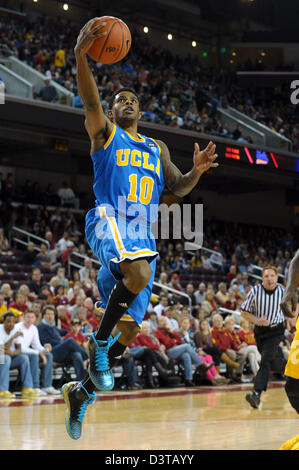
[0,190,297,395]
[1,13,298,151]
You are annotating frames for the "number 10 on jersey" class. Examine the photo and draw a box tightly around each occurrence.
[127,173,154,205]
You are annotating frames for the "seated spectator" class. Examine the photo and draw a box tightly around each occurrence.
[27,267,43,299]
[130,321,173,387]
[31,300,43,325]
[56,266,70,291]
[15,310,59,395]
[191,250,202,269]
[227,264,237,285]
[179,317,227,385]
[168,273,182,293]
[180,283,197,307]
[194,318,233,374]
[0,312,40,398]
[37,305,89,381]
[8,293,28,313]
[236,316,261,378]
[67,282,85,304]
[64,319,88,351]
[69,294,86,319]
[23,241,37,266]
[0,293,8,319]
[211,314,246,381]
[0,227,12,254]
[153,294,169,318]
[52,285,69,307]
[148,311,158,333]
[154,316,211,386]
[201,253,216,271]
[194,282,206,305]
[57,181,78,208]
[164,306,179,331]
[88,307,103,332]
[223,292,238,311]
[37,78,57,102]
[56,304,72,331]
[215,282,229,307]
[35,242,52,270]
[79,257,92,281]
[201,291,218,318]
[73,307,93,335]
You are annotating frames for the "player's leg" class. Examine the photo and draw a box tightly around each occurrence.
[280,377,299,449]
[88,259,153,391]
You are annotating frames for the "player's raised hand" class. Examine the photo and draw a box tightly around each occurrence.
[74,18,107,56]
[281,289,298,318]
[193,141,219,175]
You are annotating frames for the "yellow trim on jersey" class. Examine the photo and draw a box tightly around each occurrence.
[103,124,116,150]
[124,130,145,143]
[106,216,125,253]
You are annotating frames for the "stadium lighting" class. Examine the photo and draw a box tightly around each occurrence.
[167,34,173,40]
[143,26,149,34]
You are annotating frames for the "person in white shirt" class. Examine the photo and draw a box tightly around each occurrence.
[164,306,179,331]
[79,257,92,281]
[153,295,168,318]
[0,312,39,399]
[15,310,60,395]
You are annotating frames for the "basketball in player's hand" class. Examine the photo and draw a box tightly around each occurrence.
[87,16,131,64]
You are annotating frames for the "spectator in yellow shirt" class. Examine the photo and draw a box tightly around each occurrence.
[54,47,65,68]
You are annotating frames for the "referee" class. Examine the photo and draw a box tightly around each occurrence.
[241,265,286,409]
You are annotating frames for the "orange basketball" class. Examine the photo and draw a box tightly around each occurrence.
[87,16,131,64]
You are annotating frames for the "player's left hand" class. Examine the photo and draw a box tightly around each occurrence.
[193,141,218,175]
[281,289,298,318]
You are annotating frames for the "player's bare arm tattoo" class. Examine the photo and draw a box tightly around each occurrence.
[159,140,201,197]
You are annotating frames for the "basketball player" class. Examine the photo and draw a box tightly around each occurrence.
[62,17,218,440]
[279,249,299,450]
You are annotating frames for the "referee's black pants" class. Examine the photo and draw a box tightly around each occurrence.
[253,323,284,393]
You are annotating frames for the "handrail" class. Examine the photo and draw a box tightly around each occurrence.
[152,281,191,307]
[249,263,285,279]
[68,251,101,278]
[10,226,49,251]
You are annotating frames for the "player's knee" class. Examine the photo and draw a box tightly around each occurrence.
[122,259,152,292]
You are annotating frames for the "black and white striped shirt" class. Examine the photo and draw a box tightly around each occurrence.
[241,284,285,325]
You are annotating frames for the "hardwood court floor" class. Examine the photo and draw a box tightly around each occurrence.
[0,382,298,450]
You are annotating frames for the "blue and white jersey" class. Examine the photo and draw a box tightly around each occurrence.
[91,123,165,230]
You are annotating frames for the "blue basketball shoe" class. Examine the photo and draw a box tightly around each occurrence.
[61,381,96,440]
[87,332,121,391]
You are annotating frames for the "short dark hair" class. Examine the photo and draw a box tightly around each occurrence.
[3,311,16,321]
[42,305,56,316]
[108,88,140,110]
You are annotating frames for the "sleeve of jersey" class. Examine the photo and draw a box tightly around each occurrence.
[240,288,256,314]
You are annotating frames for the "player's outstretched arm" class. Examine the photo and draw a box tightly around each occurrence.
[74,18,113,147]
[281,249,299,318]
[158,140,218,198]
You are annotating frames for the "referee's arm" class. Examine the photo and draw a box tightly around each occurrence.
[241,310,269,327]
[240,287,270,326]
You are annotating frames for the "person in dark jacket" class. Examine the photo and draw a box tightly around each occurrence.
[37,305,88,381]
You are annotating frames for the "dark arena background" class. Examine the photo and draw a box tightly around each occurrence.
[0,0,299,453]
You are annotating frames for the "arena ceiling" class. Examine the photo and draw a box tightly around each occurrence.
[72,0,299,43]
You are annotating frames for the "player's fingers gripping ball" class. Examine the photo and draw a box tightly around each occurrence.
[87,16,131,64]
